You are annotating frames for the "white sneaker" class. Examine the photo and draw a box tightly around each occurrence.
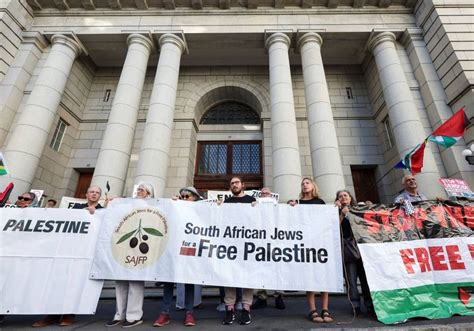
[236,302,243,310]
[216,302,226,312]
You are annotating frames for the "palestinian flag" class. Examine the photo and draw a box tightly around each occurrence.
[428,108,469,148]
[0,152,7,176]
[394,141,427,175]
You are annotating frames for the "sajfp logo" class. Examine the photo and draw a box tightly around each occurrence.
[111,208,169,269]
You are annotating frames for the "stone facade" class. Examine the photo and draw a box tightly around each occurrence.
[0,0,472,203]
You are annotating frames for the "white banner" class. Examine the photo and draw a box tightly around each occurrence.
[90,198,343,292]
[0,208,104,314]
[359,237,474,292]
[207,190,279,202]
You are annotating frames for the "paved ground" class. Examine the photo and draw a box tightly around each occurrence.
[2,293,474,331]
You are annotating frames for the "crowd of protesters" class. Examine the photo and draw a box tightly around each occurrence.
[0,173,431,328]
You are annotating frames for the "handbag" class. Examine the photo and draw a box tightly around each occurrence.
[343,236,361,262]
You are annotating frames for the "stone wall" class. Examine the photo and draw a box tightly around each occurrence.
[0,0,33,82]
[40,64,390,201]
[415,0,474,151]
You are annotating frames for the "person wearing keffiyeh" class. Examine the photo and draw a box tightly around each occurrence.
[394,175,427,215]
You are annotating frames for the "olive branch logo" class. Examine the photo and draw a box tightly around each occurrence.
[116,218,163,254]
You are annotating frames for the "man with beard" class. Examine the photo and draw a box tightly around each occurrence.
[222,177,256,326]
[32,186,103,327]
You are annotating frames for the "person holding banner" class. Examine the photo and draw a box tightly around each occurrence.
[222,177,256,326]
[106,182,154,328]
[394,175,428,216]
[153,186,201,327]
[14,191,37,208]
[290,178,333,323]
[335,190,374,317]
[72,185,104,214]
[252,187,285,310]
[32,186,104,328]
[175,187,204,313]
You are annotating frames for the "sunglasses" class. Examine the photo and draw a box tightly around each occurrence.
[180,194,192,200]
[17,196,32,202]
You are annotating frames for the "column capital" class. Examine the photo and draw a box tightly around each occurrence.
[159,33,187,54]
[265,32,291,51]
[51,34,82,57]
[127,33,154,51]
[367,31,396,54]
[296,32,323,52]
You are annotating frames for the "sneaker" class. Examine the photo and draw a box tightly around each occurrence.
[222,308,235,325]
[153,313,170,327]
[251,298,267,309]
[216,302,226,312]
[235,301,243,310]
[275,295,285,310]
[239,309,252,325]
[106,319,124,327]
[122,319,143,328]
[184,311,195,327]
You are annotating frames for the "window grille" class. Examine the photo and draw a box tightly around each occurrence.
[50,118,68,152]
[201,101,260,125]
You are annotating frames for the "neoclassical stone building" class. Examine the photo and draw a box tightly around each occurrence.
[0,0,472,204]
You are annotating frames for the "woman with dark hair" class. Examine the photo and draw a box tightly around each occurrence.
[289,178,333,323]
[335,190,374,317]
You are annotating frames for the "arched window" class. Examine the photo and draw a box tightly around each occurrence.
[200,101,260,125]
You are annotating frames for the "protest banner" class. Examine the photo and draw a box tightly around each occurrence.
[59,196,87,208]
[90,198,343,292]
[59,196,108,209]
[0,208,104,314]
[30,189,44,206]
[438,178,474,199]
[207,190,279,202]
[347,200,474,324]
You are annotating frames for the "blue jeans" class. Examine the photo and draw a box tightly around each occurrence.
[176,284,202,308]
[161,283,194,314]
[345,260,373,310]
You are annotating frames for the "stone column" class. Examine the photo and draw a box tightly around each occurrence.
[297,32,345,201]
[0,34,81,196]
[402,29,472,186]
[265,32,302,201]
[368,32,445,198]
[135,34,186,197]
[92,34,153,197]
[0,32,48,147]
